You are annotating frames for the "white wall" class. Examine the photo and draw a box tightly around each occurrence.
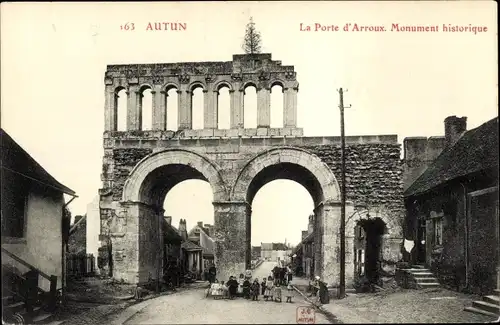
[2,189,64,291]
[86,194,100,270]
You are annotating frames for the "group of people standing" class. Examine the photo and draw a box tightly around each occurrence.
[208,268,295,303]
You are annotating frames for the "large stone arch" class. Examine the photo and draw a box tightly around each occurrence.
[231,147,340,204]
[215,147,344,286]
[122,148,228,204]
[113,149,228,284]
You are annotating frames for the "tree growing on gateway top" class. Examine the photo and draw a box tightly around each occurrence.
[242,17,262,55]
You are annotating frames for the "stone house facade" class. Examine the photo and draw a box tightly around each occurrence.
[162,216,182,270]
[187,222,215,274]
[404,116,499,295]
[291,214,315,278]
[260,242,292,263]
[1,128,77,292]
[68,215,86,255]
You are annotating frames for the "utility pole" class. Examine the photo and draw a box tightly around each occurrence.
[338,88,351,299]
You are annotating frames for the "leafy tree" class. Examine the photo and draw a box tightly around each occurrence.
[242,17,262,54]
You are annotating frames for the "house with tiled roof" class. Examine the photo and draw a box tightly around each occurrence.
[187,221,215,277]
[404,116,499,298]
[1,128,77,320]
[290,214,315,278]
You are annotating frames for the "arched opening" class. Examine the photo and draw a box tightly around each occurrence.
[243,85,257,129]
[246,163,324,277]
[270,84,284,128]
[118,150,226,284]
[163,179,214,277]
[354,217,387,285]
[166,88,178,131]
[139,87,153,131]
[217,86,231,129]
[230,148,340,284]
[191,86,204,130]
[115,88,127,131]
[251,179,314,274]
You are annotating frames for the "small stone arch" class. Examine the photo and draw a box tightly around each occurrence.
[114,85,127,94]
[213,80,233,92]
[269,79,286,91]
[138,84,153,93]
[122,148,228,204]
[241,81,258,92]
[189,81,206,92]
[231,146,340,205]
[162,83,179,92]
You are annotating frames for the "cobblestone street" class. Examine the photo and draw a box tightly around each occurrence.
[111,286,330,324]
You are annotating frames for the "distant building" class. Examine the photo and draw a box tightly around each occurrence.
[162,216,182,269]
[188,221,215,276]
[251,246,261,260]
[68,215,86,255]
[404,116,499,295]
[261,242,292,263]
[291,214,315,278]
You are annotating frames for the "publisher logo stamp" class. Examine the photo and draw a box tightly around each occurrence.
[296,306,316,324]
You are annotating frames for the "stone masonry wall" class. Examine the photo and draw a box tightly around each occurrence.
[99,132,405,284]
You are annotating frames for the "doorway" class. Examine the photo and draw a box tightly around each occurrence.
[416,217,426,265]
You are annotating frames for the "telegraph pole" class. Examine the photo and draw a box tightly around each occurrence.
[338,88,350,299]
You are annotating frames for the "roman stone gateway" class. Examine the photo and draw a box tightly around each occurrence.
[98,53,405,287]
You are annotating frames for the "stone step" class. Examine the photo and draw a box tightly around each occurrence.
[32,312,53,324]
[405,269,432,273]
[472,300,500,314]
[494,289,500,294]
[411,272,434,277]
[411,265,426,269]
[464,306,499,318]
[415,277,440,283]
[484,295,500,305]
[417,282,440,289]
[2,295,13,303]
[6,301,26,314]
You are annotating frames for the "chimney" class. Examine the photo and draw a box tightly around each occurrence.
[302,230,308,240]
[204,224,213,236]
[308,214,314,234]
[178,219,188,240]
[164,216,172,225]
[444,116,467,148]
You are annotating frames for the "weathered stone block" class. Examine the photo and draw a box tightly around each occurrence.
[256,128,268,136]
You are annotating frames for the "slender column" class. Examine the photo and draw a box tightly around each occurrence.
[104,87,116,131]
[203,89,217,129]
[229,90,237,128]
[284,87,298,128]
[230,88,244,129]
[178,87,192,130]
[257,87,271,128]
[152,86,166,130]
[126,86,140,131]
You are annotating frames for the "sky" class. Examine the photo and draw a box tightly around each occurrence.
[1,1,497,246]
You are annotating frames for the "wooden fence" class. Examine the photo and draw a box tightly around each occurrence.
[67,254,95,277]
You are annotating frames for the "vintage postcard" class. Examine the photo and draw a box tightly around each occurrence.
[1,1,498,324]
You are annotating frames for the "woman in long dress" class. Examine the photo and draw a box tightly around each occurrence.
[264,276,274,301]
[237,273,245,296]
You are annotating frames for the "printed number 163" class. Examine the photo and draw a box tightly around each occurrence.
[121,23,135,31]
